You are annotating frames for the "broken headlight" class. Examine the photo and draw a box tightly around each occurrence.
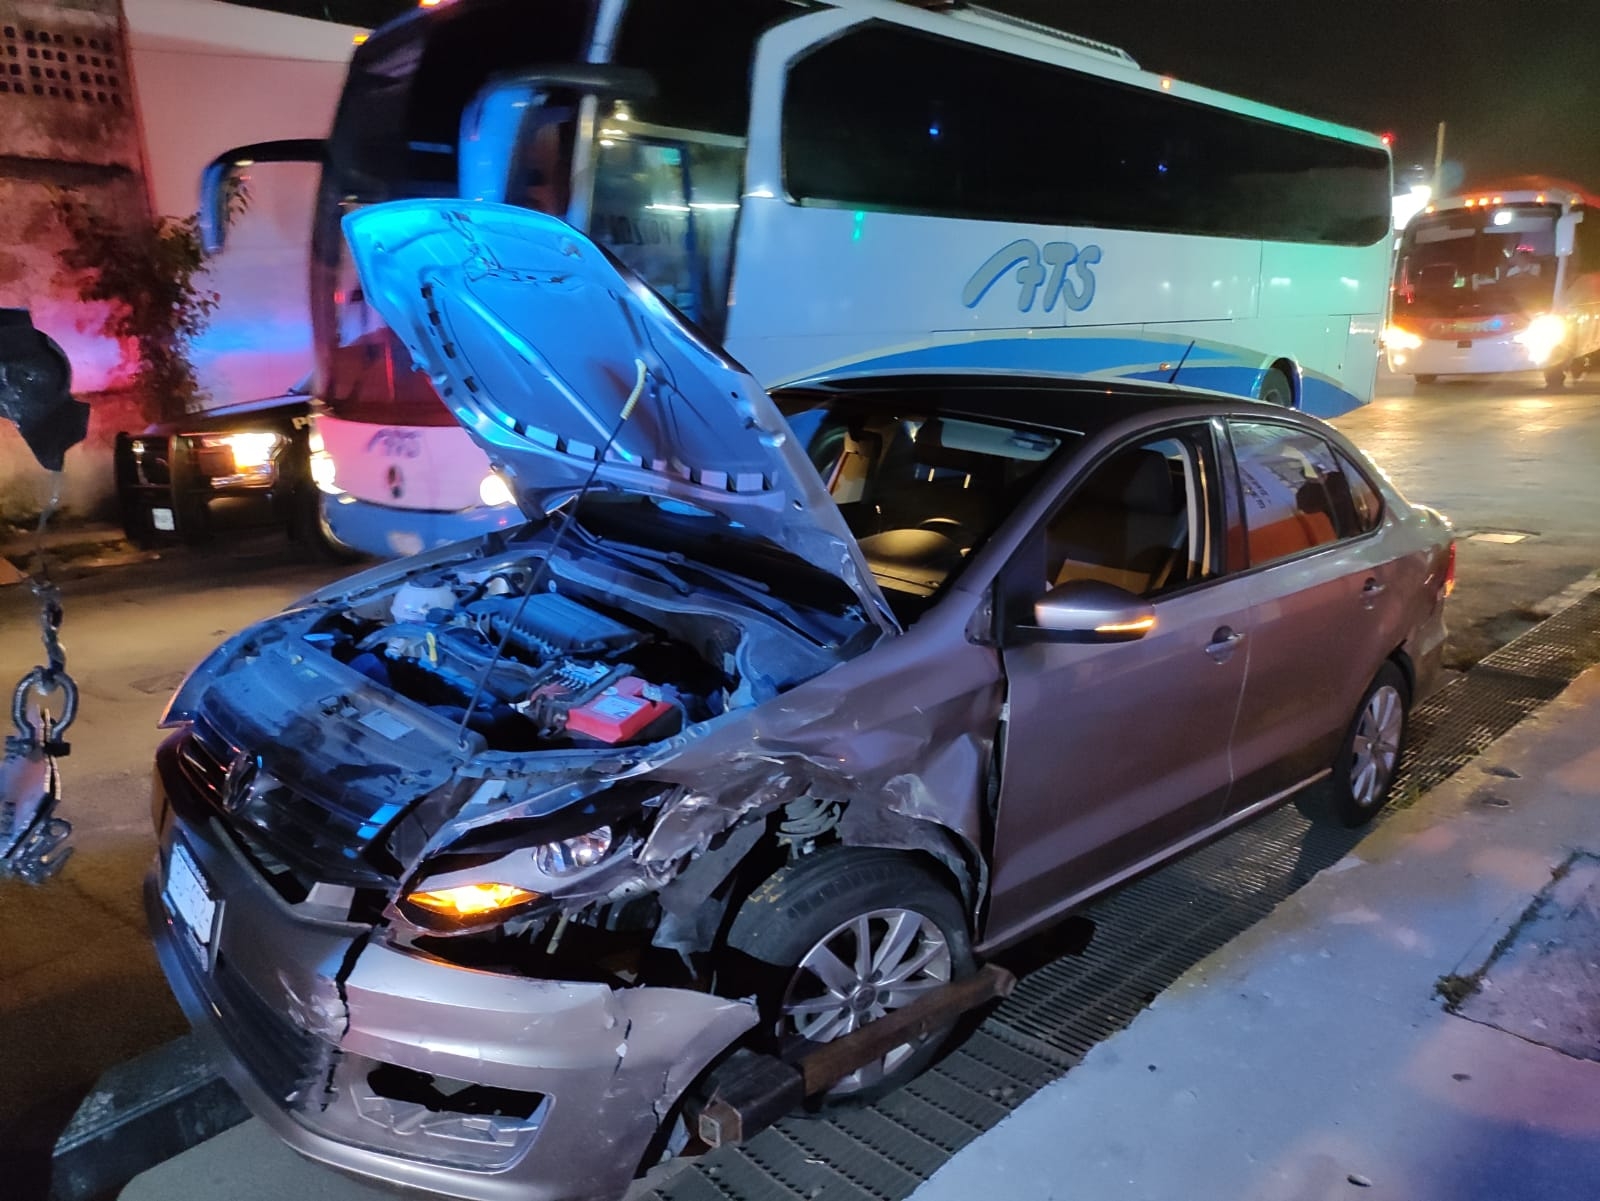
[395,784,670,933]
[405,881,541,921]
[534,825,613,875]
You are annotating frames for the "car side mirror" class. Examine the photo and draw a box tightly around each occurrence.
[1556,211,1582,259]
[1014,579,1157,644]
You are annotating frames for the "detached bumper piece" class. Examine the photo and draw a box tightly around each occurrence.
[691,964,1017,1148]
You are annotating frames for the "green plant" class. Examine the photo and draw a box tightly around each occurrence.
[53,184,247,421]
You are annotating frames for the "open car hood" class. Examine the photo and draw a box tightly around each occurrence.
[343,200,893,630]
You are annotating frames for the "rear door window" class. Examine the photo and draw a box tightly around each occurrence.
[1229,421,1357,566]
[1333,449,1384,534]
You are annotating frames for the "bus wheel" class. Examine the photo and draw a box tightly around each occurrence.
[290,486,363,563]
[1414,374,1438,385]
[1256,367,1293,407]
[1544,365,1567,391]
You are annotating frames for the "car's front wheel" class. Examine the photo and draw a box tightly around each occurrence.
[1330,662,1410,827]
[722,848,974,1104]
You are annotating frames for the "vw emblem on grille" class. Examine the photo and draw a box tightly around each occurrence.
[222,751,276,813]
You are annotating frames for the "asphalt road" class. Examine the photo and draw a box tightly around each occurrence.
[0,367,1597,1189]
[1340,371,1600,666]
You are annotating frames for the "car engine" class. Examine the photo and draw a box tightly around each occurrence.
[304,558,736,753]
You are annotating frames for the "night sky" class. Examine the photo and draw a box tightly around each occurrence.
[991,0,1600,191]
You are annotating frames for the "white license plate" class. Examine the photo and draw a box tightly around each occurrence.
[165,841,219,956]
[152,507,175,532]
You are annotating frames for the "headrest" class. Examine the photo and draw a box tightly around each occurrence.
[1080,449,1181,515]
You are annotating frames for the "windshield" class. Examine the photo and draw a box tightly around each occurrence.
[781,399,1075,621]
[1394,203,1560,321]
[310,0,595,424]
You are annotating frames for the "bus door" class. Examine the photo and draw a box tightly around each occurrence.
[590,137,706,324]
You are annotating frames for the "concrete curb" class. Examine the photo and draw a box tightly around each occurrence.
[48,1035,248,1201]
[1,523,155,587]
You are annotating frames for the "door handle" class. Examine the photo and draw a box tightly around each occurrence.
[1362,578,1386,608]
[1206,627,1244,662]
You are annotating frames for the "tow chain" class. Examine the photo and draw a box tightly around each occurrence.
[1,477,76,884]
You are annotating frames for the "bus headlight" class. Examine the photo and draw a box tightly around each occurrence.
[310,445,341,493]
[479,470,515,507]
[1514,314,1568,365]
[1383,324,1423,351]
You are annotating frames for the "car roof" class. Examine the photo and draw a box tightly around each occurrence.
[772,371,1296,438]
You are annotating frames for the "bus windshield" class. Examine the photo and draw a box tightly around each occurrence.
[1394,203,1560,320]
[311,0,595,424]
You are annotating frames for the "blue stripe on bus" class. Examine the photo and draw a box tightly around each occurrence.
[820,335,1363,417]
[839,335,1237,378]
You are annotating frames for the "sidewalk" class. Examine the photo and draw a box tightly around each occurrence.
[909,669,1600,1201]
[121,669,1600,1201]
[0,521,144,585]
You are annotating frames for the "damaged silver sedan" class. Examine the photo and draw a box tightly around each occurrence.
[145,201,1455,1201]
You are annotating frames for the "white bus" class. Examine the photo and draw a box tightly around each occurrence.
[1385,177,1600,388]
[202,0,1393,558]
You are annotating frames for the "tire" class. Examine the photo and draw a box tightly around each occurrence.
[289,485,363,563]
[1544,365,1567,391]
[1256,366,1294,407]
[1330,662,1410,827]
[1414,374,1438,385]
[722,848,975,1105]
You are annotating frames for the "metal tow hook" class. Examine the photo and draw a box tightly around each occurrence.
[2,576,77,884]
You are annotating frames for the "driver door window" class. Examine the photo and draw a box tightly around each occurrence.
[1046,429,1219,598]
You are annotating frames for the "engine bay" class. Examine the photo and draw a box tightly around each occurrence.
[304,556,737,753]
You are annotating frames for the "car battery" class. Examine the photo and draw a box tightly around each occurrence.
[566,676,674,744]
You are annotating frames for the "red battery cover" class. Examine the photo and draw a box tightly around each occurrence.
[565,677,672,743]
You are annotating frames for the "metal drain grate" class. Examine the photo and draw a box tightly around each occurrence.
[649,585,1600,1201]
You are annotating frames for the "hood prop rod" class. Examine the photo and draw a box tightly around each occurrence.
[454,357,648,747]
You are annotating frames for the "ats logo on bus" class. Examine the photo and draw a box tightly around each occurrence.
[366,428,423,458]
[963,238,1102,315]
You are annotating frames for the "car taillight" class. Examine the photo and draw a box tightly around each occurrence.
[1443,541,1457,599]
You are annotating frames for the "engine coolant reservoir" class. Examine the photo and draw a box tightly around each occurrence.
[391,577,457,623]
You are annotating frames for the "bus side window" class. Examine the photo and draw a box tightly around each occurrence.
[1576,213,1600,275]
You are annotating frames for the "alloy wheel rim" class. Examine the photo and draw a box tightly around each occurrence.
[1350,684,1403,807]
[780,907,952,1094]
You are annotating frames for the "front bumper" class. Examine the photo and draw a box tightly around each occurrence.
[321,492,520,560]
[1385,335,1556,378]
[145,739,756,1201]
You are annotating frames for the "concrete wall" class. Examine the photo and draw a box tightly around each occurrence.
[0,0,148,524]
[0,0,361,526]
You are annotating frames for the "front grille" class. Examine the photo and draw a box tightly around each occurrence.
[211,953,333,1106]
[178,718,396,889]
[177,718,234,803]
